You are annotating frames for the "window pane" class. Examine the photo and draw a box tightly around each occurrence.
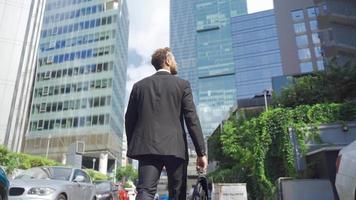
[317,60,325,70]
[291,10,304,21]
[295,35,308,48]
[312,33,320,44]
[298,48,311,60]
[314,46,322,58]
[294,23,306,34]
[300,62,313,73]
[309,20,318,31]
[307,7,317,18]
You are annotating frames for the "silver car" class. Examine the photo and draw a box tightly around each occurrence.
[8,166,96,200]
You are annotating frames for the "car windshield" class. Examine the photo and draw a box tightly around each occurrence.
[95,181,111,192]
[15,167,72,181]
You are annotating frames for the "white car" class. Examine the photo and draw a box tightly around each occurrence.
[335,140,356,200]
[9,166,96,200]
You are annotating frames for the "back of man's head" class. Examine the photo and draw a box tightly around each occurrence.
[151,47,171,70]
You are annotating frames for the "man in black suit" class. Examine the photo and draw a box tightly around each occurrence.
[125,47,207,200]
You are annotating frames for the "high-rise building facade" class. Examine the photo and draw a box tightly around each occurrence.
[231,9,283,100]
[195,0,247,135]
[274,0,325,75]
[24,0,129,174]
[170,0,198,101]
[0,0,46,151]
[314,0,356,65]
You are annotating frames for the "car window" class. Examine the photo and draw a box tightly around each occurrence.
[95,181,111,191]
[73,169,90,183]
[81,170,91,183]
[15,167,71,181]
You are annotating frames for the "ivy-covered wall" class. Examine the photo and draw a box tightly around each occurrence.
[208,102,356,200]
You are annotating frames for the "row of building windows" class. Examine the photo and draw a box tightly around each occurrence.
[34,78,112,98]
[46,0,93,12]
[291,7,318,22]
[32,95,111,115]
[40,30,115,52]
[293,20,318,35]
[291,7,325,73]
[44,4,104,25]
[41,15,116,38]
[300,60,324,73]
[37,62,113,82]
[29,113,110,132]
[38,45,115,66]
[295,33,320,48]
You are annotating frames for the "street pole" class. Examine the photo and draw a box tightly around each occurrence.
[263,90,268,111]
[45,135,51,159]
[92,158,96,170]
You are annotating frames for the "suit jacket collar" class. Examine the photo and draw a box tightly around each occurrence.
[155,71,171,75]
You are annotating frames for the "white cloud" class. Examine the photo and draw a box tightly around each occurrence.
[125,0,170,103]
[247,0,274,13]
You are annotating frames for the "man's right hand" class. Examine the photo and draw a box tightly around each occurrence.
[196,155,208,173]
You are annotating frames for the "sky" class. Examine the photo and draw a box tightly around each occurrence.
[125,0,274,102]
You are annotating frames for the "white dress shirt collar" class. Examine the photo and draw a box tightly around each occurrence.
[157,69,171,74]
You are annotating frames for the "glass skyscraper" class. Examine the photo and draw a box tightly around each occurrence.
[0,0,46,152]
[231,10,284,100]
[195,0,247,135]
[170,0,198,101]
[24,0,129,174]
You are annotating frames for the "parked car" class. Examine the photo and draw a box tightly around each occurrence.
[94,181,119,200]
[335,140,356,200]
[8,166,96,200]
[0,167,9,200]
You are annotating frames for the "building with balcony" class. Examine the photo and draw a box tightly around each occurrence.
[314,0,356,65]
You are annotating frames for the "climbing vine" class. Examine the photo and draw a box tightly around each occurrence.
[209,102,356,199]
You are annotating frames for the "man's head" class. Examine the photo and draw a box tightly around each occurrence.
[151,47,178,75]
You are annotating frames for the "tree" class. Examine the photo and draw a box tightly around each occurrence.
[274,61,356,108]
[115,165,138,184]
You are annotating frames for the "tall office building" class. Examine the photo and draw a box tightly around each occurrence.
[274,0,325,75]
[231,10,283,100]
[0,0,46,152]
[170,0,198,101]
[195,0,247,135]
[314,0,356,65]
[24,0,129,174]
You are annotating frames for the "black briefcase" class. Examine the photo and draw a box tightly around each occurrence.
[190,173,212,200]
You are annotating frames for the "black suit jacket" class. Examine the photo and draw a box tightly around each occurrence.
[125,71,206,160]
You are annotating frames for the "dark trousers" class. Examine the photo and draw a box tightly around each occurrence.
[136,155,188,200]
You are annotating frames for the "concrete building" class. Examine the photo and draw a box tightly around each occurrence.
[24,0,129,175]
[314,0,356,66]
[0,0,46,152]
[274,0,325,75]
[231,9,283,100]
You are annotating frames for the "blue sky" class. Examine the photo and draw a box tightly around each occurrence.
[125,0,274,99]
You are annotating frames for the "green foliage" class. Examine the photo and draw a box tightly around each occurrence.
[115,165,138,183]
[85,169,109,181]
[0,146,60,174]
[209,102,356,199]
[274,62,356,108]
